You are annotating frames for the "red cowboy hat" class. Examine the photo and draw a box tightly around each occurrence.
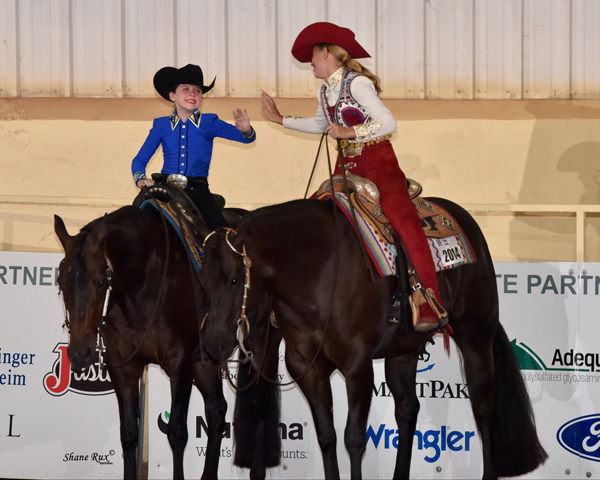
[153,64,216,101]
[291,22,371,63]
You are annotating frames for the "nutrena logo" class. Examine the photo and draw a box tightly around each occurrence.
[43,343,114,396]
[557,415,600,462]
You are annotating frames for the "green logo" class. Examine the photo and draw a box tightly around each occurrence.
[511,339,548,370]
[512,339,599,373]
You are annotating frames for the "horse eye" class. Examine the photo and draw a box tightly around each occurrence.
[97,280,106,288]
[231,278,238,285]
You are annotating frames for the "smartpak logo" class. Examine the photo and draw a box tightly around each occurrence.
[367,424,474,463]
[557,414,600,462]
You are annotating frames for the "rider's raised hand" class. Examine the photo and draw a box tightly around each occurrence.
[233,108,252,134]
[260,90,284,125]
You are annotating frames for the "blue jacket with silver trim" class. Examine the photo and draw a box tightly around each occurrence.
[131,112,255,181]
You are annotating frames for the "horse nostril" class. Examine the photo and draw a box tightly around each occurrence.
[217,343,230,360]
[70,347,93,370]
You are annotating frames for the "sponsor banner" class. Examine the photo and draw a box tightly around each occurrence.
[3,251,600,478]
[496,262,600,479]
[147,356,319,479]
[0,252,122,479]
[147,262,600,479]
[147,334,479,479]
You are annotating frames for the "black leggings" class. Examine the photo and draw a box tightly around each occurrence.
[185,177,229,230]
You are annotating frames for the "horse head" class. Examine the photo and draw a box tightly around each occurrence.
[54,215,112,372]
[200,227,260,363]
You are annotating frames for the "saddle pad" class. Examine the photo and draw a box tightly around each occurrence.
[140,199,203,273]
[318,192,398,277]
[318,193,476,277]
[412,197,477,271]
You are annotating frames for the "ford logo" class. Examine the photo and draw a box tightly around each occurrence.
[557,414,600,462]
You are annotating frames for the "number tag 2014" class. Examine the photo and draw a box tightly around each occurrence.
[432,236,464,267]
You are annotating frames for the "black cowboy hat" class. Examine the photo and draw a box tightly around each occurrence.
[153,64,216,101]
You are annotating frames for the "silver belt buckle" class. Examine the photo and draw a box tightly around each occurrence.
[167,174,188,189]
[342,144,363,158]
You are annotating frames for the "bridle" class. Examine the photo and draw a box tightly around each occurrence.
[203,228,254,361]
[59,254,113,371]
[202,222,334,391]
[59,190,173,371]
[201,134,358,390]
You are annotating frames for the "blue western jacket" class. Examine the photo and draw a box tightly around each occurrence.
[131,110,256,182]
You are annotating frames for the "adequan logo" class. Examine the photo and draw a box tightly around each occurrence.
[512,339,600,373]
[43,343,114,396]
[557,414,600,462]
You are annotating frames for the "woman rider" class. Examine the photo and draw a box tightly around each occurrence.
[259,22,447,331]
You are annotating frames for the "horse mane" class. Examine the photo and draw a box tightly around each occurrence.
[76,216,106,253]
[236,199,325,229]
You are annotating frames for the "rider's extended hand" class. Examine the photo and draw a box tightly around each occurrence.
[233,108,252,134]
[260,90,284,125]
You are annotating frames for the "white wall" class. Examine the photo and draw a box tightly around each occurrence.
[1,0,600,100]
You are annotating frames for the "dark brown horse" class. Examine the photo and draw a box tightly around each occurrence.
[54,204,281,480]
[199,197,548,480]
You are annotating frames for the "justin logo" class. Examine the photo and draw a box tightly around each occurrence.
[43,343,114,396]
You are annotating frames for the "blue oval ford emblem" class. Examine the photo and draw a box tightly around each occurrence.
[557,414,600,462]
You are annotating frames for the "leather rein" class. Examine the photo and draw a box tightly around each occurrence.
[59,186,210,372]
[206,133,349,391]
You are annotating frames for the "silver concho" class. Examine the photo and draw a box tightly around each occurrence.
[167,174,188,189]
[317,173,381,204]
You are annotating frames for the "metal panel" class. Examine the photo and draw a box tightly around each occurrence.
[377,0,425,99]
[276,0,327,99]
[474,0,523,99]
[15,0,70,97]
[425,0,474,99]
[572,0,600,99]
[328,0,377,85]
[227,0,277,97]
[0,0,19,97]
[71,0,122,97]
[276,0,377,98]
[175,0,226,97]
[123,0,174,98]
[1,0,599,100]
[523,0,570,99]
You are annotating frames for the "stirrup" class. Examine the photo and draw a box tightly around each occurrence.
[413,288,449,333]
[424,288,448,321]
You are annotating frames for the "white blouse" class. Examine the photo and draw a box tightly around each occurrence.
[282,67,397,142]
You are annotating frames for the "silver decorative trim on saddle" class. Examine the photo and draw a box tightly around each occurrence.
[317,173,381,204]
[317,174,423,203]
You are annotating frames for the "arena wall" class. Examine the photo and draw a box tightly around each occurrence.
[1,97,599,261]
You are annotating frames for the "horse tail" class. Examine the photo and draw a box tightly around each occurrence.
[233,326,282,471]
[491,324,548,476]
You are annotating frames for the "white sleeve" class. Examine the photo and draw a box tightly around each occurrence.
[282,95,330,134]
[349,76,397,141]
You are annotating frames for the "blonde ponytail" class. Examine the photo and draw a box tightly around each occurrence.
[317,43,382,95]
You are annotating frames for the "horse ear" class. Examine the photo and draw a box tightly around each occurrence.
[230,226,249,249]
[54,215,73,250]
